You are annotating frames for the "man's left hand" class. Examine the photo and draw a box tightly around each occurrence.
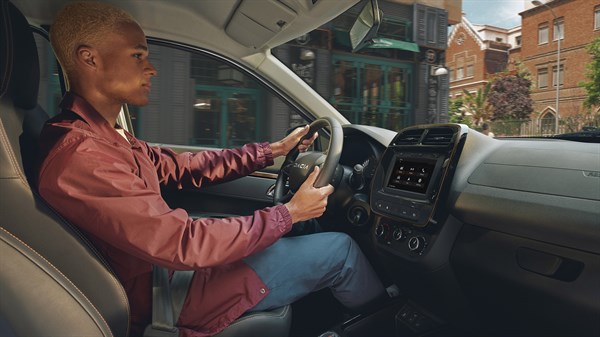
[270,125,318,157]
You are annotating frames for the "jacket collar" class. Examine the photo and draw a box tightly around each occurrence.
[59,92,137,147]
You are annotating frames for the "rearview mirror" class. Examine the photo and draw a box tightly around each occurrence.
[349,0,381,52]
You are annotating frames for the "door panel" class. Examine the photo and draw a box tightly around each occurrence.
[162,175,277,218]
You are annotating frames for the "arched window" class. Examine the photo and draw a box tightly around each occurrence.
[540,109,556,135]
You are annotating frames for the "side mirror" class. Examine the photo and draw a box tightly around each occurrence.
[349,0,381,52]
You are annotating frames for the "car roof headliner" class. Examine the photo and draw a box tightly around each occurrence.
[12,0,359,59]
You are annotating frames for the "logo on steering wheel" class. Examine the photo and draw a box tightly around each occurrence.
[293,163,310,170]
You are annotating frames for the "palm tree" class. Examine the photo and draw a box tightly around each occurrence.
[461,83,492,126]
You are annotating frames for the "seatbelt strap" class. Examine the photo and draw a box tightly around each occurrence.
[143,266,193,337]
[144,265,178,336]
[170,270,194,323]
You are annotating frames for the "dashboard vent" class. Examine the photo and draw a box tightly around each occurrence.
[393,129,424,145]
[422,127,455,146]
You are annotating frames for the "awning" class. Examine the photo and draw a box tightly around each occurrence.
[333,30,420,53]
[368,37,420,52]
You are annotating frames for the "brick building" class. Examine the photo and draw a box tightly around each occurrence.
[519,0,600,134]
[446,16,515,100]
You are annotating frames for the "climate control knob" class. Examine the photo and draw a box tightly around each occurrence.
[375,224,386,238]
[392,228,403,241]
[407,236,426,253]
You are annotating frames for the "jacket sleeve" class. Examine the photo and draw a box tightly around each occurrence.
[145,142,274,190]
[38,138,292,271]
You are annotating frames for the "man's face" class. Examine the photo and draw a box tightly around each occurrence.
[95,22,156,106]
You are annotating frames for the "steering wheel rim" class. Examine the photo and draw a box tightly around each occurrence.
[273,117,343,205]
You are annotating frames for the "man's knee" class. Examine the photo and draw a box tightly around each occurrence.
[322,231,351,247]
[323,232,361,262]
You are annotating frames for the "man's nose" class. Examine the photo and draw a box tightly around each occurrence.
[146,60,157,77]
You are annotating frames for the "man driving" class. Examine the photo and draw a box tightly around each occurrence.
[37,2,386,336]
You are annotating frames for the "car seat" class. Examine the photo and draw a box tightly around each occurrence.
[0,1,291,336]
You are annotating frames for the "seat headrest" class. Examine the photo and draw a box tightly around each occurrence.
[0,1,40,109]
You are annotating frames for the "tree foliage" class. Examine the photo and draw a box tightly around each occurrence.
[581,37,600,109]
[512,60,533,82]
[487,75,533,120]
[448,96,472,127]
[461,82,491,126]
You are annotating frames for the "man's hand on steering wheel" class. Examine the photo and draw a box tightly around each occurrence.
[270,125,318,157]
[284,166,334,223]
[272,117,343,209]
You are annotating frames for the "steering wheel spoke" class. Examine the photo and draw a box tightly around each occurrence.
[280,162,293,176]
[279,191,294,204]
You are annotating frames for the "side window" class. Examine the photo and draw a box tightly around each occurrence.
[32,30,63,117]
[129,42,307,149]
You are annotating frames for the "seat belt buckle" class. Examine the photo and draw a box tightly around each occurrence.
[143,325,180,337]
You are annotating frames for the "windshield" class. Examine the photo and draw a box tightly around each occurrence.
[273,1,600,142]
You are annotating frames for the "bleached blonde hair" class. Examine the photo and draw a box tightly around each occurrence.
[49,2,138,77]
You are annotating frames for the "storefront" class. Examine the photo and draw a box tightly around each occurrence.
[275,0,449,132]
[331,55,414,130]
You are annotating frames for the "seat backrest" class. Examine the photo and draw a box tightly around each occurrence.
[0,1,130,336]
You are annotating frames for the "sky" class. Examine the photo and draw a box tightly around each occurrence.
[462,0,526,29]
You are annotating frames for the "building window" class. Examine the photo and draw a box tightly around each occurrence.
[553,18,564,41]
[538,24,549,44]
[552,65,564,87]
[540,110,556,135]
[378,19,411,42]
[456,67,464,80]
[426,12,437,44]
[415,4,448,49]
[466,64,474,78]
[538,68,548,88]
[515,35,522,46]
[595,6,600,30]
[495,37,503,42]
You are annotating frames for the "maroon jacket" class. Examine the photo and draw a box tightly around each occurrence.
[38,93,293,336]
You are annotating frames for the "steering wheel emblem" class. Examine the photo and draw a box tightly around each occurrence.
[293,163,310,170]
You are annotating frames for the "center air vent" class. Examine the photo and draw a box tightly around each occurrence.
[422,127,455,146]
[393,129,424,145]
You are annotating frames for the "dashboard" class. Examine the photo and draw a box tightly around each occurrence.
[334,123,599,336]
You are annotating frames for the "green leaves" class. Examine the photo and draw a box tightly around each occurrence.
[580,37,600,109]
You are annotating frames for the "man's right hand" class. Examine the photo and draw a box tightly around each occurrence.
[285,166,334,223]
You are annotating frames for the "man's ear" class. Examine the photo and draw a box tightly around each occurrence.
[76,45,98,70]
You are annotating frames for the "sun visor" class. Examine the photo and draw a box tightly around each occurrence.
[226,0,297,48]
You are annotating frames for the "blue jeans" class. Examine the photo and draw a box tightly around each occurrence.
[244,232,385,312]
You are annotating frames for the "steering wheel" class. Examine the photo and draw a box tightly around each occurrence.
[273,117,343,205]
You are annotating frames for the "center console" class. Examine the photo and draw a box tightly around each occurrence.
[370,125,466,259]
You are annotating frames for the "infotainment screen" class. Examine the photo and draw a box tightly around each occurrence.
[386,158,437,194]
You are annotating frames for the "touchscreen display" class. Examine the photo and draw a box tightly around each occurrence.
[387,159,436,194]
